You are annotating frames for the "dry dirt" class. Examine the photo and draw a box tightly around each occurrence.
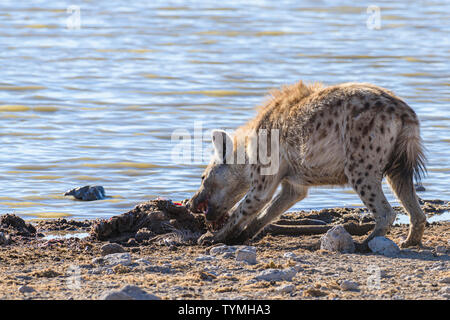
[0,200,449,300]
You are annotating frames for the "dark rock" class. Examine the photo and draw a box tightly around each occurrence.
[64,185,106,201]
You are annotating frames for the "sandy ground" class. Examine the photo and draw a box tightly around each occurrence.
[0,202,449,300]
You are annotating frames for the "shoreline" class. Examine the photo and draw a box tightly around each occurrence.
[0,200,449,300]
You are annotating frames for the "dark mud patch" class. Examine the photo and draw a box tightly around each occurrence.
[90,200,207,245]
[34,218,91,232]
[0,214,36,237]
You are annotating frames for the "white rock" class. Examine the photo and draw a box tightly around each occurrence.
[101,285,160,300]
[440,277,450,284]
[210,245,236,256]
[236,248,257,265]
[340,280,359,291]
[283,252,297,259]
[276,284,295,293]
[18,285,36,294]
[435,246,447,254]
[101,243,125,256]
[254,267,297,282]
[209,245,256,256]
[368,237,400,257]
[195,255,216,262]
[320,225,355,253]
[103,253,132,267]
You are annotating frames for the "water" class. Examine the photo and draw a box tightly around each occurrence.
[0,0,448,220]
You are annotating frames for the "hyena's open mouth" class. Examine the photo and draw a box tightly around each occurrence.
[197,200,229,232]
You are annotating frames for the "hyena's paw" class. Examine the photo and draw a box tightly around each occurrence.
[197,231,216,246]
[400,239,423,249]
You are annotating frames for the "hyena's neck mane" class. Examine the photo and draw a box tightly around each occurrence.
[229,81,324,165]
[245,80,323,131]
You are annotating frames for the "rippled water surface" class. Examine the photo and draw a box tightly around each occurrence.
[0,0,448,220]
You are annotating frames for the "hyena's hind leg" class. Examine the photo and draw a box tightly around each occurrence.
[386,174,426,247]
[345,167,397,251]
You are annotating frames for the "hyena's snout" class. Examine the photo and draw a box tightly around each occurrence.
[188,191,209,214]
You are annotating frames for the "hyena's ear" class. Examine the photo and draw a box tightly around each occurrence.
[211,129,234,164]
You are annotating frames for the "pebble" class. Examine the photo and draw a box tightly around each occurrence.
[0,232,10,245]
[440,277,450,284]
[435,246,447,254]
[320,225,355,253]
[276,284,295,293]
[195,255,216,262]
[101,285,160,300]
[236,248,257,265]
[368,237,400,257]
[100,243,126,256]
[254,267,297,282]
[340,280,359,291]
[18,285,36,294]
[101,253,132,267]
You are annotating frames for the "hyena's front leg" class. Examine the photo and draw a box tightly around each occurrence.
[231,181,308,244]
[212,170,283,245]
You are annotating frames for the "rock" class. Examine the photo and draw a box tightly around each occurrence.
[101,285,160,300]
[340,280,359,291]
[440,277,450,284]
[254,267,297,282]
[368,237,400,257]
[283,252,297,260]
[64,185,106,201]
[236,248,257,265]
[320,225,355,253]
[435,246,447,254]
[276,284,295,293]
[195,255,216,262]
[102,253,132,267]
[210,245,237,256]
[136,258,151,265]
[0,232,10,245]
[100,243,126,256]
[18,285,36,294]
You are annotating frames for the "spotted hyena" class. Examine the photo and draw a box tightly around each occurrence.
[188,81,426,251]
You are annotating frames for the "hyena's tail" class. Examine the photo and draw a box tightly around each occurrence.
[385,121,426,195]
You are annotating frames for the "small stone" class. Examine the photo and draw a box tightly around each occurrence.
[102,253,132,267]
[440,277,450,284]
[276,284,295,293]
[254,267,297,282]
[101,285,160,300]
[195,255,216,262]
[320,225,355,253]
[340,280,359,291]
[210,245,236,256]
[18,285,36,294]
[283,252,297,259]
[435,246,447,254]
[100,243,125,256]
[236,248,257,265]
[368,237,400,257]
[0,232,10,245]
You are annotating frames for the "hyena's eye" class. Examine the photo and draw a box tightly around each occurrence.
[201,175,205,181]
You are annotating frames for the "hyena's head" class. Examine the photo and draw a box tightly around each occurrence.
[188,130,249,230]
